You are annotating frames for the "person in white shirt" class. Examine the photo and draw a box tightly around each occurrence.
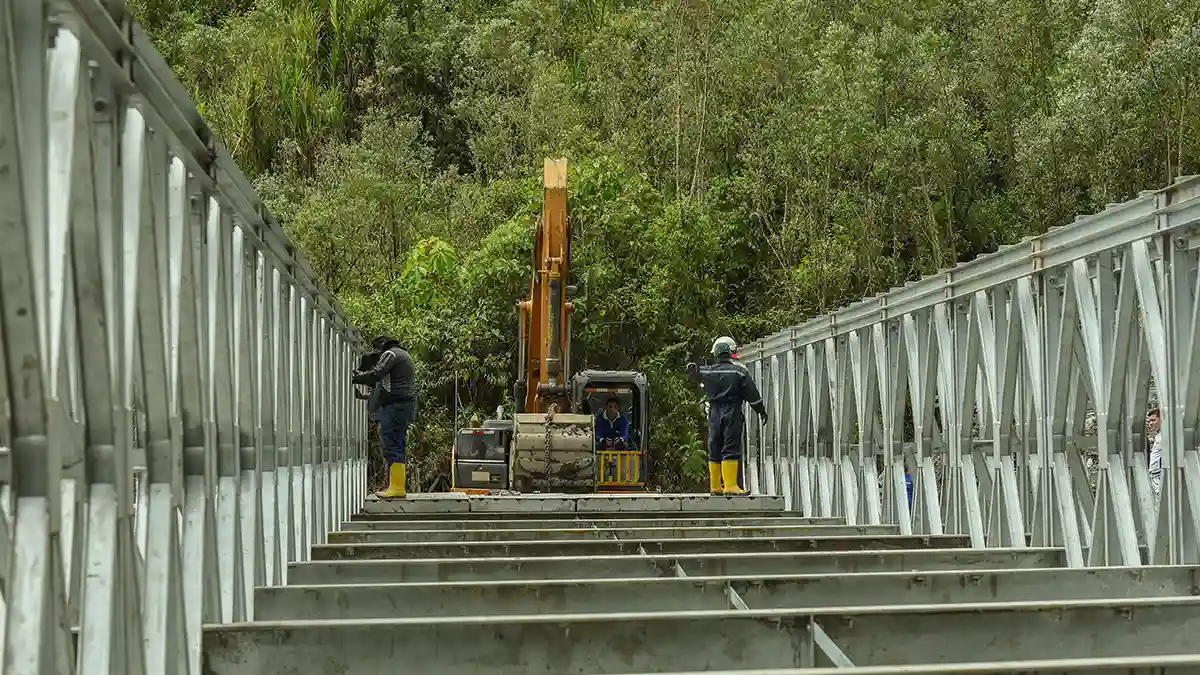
[1147,407,1162,501]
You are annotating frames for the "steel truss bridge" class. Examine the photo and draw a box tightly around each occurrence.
[4,2,1200,674]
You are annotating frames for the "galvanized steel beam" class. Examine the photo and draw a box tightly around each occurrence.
[0,2,367,674]
[742,172,1200,567]
[202,598,1200,675]
[309,534,973,560]
[339,516,847,530]
[253,565,1200,620]
[286,547,1065,584]
[325,524,899,543]
[613,656,1200,674]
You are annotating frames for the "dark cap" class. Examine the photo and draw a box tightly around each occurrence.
[372,335,399,350]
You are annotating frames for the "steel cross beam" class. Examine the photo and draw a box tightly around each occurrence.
[742,173,1200,568]
[0,2,368,674]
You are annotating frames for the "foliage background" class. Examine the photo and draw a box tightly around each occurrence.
[132,0,1200,491]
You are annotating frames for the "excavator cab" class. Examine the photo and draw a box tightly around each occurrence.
[572,370,649,491]
[450,370,651,494]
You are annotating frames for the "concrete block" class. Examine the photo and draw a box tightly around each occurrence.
[325,524,900,544]
[677,494,784,512]
[285,548,1065,585]
[574,494,686,512]
[309,535,972,561]
[468,495,578,513]
[362,493,470,515]
[203,598,1200,674]
[255,566,1200,621]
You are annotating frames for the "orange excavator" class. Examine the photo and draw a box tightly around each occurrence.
[451,158,649,493]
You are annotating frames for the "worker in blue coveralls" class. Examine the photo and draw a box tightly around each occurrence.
[687,336,768,495]
[595,396,631,450]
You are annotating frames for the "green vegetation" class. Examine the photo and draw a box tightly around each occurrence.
[133,0,1200,490]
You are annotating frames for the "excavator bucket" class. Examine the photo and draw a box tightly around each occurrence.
[509,412,596,492]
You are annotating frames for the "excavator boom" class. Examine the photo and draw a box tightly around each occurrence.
[508,158,596,492]
[517,158,573,412]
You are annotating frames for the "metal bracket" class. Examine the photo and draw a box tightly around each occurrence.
[809,618,856,668]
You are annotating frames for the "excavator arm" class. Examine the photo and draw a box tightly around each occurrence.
[516,158,574,413]
[509,158,596,492]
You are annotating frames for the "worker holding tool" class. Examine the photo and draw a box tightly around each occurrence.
[353,348,382,417]
[353,335,418,498]
[686,336,768,495]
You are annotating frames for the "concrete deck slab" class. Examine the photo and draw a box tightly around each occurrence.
[310,534,971,560]
[203,598,1200,675]
[254,566,1200,620]
[326,524,900,544]
[285,547,1064,584]
[339,516,846,531]
[360,493,786,515]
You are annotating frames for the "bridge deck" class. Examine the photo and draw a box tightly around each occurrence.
[203,495,1200,673]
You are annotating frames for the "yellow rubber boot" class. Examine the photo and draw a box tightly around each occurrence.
[375,462,407,499]
[721,460,746,495]
[708,462,723,495]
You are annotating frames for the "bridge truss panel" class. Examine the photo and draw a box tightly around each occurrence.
[0,2,368,674]
[743,176,1200,570]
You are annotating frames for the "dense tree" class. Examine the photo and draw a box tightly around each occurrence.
[132,0,1200,490]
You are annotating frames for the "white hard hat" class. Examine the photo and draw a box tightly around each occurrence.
[711,336,737,356]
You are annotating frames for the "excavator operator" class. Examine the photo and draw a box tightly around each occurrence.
[687,336,768,496]
[595,396,631,450]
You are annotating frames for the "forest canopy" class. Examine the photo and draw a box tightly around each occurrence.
[131,0,1200,490]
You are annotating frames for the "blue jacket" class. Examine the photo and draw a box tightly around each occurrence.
[686,357,766,414]
[595,411,630,446]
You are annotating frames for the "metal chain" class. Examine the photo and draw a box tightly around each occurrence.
[543,402,558,487]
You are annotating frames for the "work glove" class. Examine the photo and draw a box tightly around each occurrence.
[759,411,769,425]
